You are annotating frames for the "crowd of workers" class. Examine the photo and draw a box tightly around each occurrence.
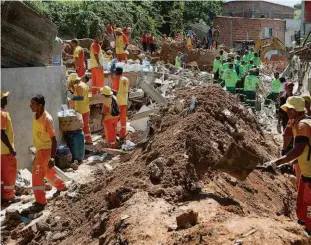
[212,48,262,108]
[1,33,130,213]
[212,48,311,235]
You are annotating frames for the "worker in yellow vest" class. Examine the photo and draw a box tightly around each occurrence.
[112,67,129,141]
[67,73,92,144]
[186,34,193,50]
[115,28,129,63]
[90,35,104,94]
[100,86,119,148]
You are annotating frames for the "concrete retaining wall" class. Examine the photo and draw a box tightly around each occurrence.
[2,66,66,170]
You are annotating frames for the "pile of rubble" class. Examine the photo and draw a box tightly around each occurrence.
[3,84,308,245]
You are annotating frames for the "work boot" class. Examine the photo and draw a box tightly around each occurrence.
[53,185,68,198]
[21,202,45,217]
[1,196,21,206]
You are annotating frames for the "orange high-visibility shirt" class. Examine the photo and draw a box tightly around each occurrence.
[33,111,56,150]
[1,108,14,154]
[73,46,86,69]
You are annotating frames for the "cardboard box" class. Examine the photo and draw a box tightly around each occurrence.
[59,113,83,132]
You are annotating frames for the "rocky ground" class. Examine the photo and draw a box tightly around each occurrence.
[2,85,311,245]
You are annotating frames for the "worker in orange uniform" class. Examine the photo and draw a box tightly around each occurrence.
[67,73,93,144]
[148,33,156,54]
[23,95,66,214]
[264,96,311,234]
[101,86,119,148]
[71,39,86,77]
[115,28,129,63]
[1,91,20,205]
[187,34,193,50]
[112,67,129,142]
[90,35,104,94]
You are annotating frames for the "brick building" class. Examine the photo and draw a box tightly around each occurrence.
[223,0,294,19]
[214,16,286,48]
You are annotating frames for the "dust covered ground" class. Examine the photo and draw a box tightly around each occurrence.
[2,85,311,245]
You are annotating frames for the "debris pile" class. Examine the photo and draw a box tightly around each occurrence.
[159,41,218,70]
[3,84,308,245]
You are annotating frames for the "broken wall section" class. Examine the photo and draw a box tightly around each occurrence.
[2,66,66,169]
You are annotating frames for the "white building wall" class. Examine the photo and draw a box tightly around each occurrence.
[285,19,301,47]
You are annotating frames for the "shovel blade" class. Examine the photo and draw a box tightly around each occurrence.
[214,142,264,180]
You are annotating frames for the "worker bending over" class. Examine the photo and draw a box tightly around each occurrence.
[90,35,104,94]
[1,91,19,204]
[115,28,129,63]
[222,63,238,94]
[26,95,66,214]
[67,73,92,144]
[265,96,311,235]
[101,86,119,148]
[112,67,129,142]
[71,39,86,77]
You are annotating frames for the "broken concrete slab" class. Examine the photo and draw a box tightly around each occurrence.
[138,78,167,104]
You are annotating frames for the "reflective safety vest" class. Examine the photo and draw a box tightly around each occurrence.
[272,79,281,93]
[175,56,182,68]
[238,65,246,79]
[244,75,259,91]
[187,37,192,46]
[293,119,311,177]
[222,69,238,88]
[74,82,90,114]
[254,57,261,66]
[213,59,221,72]
[116,76,129,106]
[90,42,103,69]
[116,35,126,55]
[103,96,119,121]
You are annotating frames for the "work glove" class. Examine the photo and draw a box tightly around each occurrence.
[262,160,277,170]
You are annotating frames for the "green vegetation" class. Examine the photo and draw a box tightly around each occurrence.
[23,0,223,39]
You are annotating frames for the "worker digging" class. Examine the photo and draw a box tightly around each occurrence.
[1,1,311,245]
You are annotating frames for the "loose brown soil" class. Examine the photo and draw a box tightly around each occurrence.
[2,85,310,245]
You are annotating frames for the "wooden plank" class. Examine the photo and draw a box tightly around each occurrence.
[1,1,57,68]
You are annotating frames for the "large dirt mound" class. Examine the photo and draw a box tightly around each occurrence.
[4,85,304,245]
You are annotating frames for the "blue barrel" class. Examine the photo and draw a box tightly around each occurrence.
[64,129,85,163]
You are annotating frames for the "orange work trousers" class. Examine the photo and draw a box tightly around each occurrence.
[296,176,311,231]
[91,67,104,94]
[117,53,128,63]
[76,66,86,77]
[82,112,92,143]
[1,154,17,200]
[103,118,118,148]
[119,105,127,139]
[32,149,65,205]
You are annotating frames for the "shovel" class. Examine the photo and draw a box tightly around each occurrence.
[213,142,264,180]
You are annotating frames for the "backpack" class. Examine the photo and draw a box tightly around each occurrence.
[111,96,120,117]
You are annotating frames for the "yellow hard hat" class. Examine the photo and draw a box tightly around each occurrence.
[1,91,9,99]
[115,28,123,33]
[67,73,81,83]
[100,86,113,96]
[281,96,305,112]
[302,95,311,102]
